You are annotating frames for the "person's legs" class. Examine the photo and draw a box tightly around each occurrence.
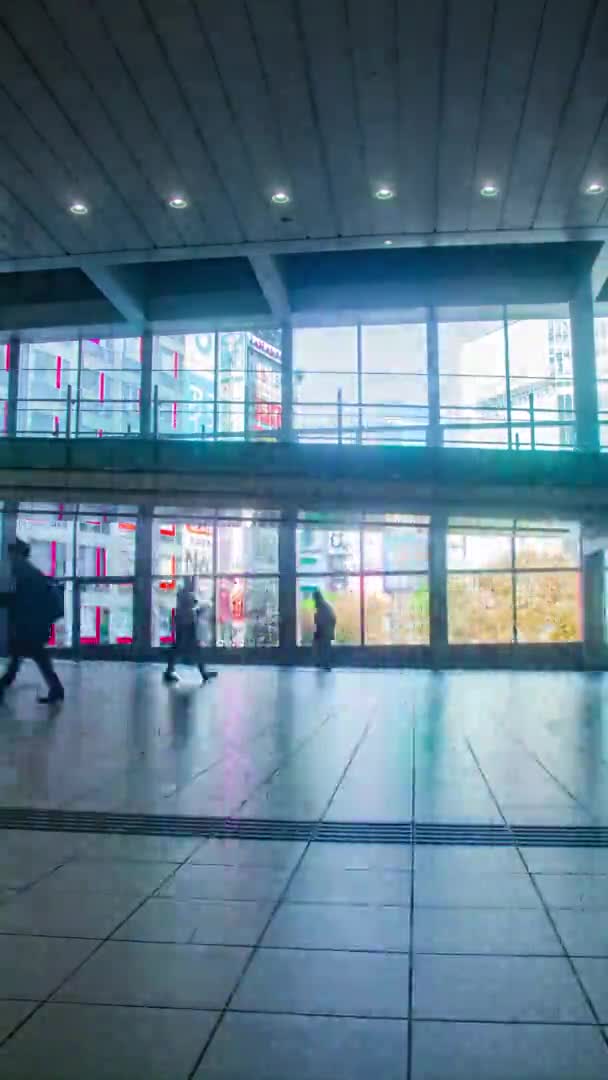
[32,646,64,703]
[320,636,332,672]
[0,652,22,693]
[194,646,217,683]
[163,644,180,682]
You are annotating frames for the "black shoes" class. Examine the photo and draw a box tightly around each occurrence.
[38,689,64,704]
[163,671,179,683]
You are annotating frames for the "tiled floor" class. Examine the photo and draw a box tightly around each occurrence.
[0,663,608,1076]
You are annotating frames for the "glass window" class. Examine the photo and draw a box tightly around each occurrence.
[515,572,581,643]
[361,324,428,445]
[507,318,574,450]
[78,338,141,437]
[514,524,579,569]
[439,320,507,448]
[50,582,73,648]
[297,525,360,574]
[153,333,215,437]
[363,525,428,572]
[293,327,358,441]
[76,507,136,576]
[217,520,278,574]
[364,575,429,645]
[152,518,214,577]
[16,504,75,577]
[448,572,514,644]
[0,344,9,435]
[151,577,214,648]
[297,576,361,645]
[79,583,133,644]
[595,317,608,448]
[447,521,512,572]
[18,340,78,436]
[216,577,278,647]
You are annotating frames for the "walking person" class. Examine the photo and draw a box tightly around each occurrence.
[313,587,336,672]
[163,576,216,685]
[0,538,65,704]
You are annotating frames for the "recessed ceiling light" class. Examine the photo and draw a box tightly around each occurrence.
[584,181,604,196]
[69,201,88,215]
[168,195,188,209]
[374,186,395,201]
[480,182,499,198]
[383,239,393,246]
[271,191,290,205]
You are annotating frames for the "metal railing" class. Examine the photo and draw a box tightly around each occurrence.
[0,384,581,451]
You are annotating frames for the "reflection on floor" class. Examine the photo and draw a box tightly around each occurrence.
[0,663,608,1076]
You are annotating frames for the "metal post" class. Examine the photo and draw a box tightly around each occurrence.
[278,509,297,653]
[503,309,513,449]
[133,504,153,658]
[139,330,153,437]
[66,384,73,440]
[337,388,343,445]
[280,321,293,443]
[356,323,363,445]
[529,392,535,450]
[570,273,600,452]
[426,308,442,447]
[6,335,20,437]
[152,384,159,438]
[212,332,219,440]
[429,511,448,665]
[74,337,83,436]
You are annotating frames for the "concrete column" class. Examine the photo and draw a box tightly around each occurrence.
[133,505,152,656]
[0,501,17,655]
[582,549,605,668]
[280,322,293,443]
[6,335,20,437]
[429,511,448,664]
[278,510,296,651]
[570,274,599,452]
[139,330,153,437]
[426,309,442,448]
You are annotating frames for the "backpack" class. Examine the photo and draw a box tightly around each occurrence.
[46,579,65,622]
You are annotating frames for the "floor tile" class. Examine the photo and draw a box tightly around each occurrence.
[42,859,177,896]
[0,1003,218,1079]
[414,871,540,908]
[114,897,273,946]
[414,845,523,875]
[534,874,608,910]
[413,907,561,954]
[573,958,608,1021]
[70,833,200,863]
[411,1021,608,1079]
[231,948,409,1018]
[262,902,410,952]
[159,865,289,902]
[413,955,593,1022]
[521,847,608,875]
[189,839,305,868]
[0,935,96,999]
[56,940,249,1009]
[553,909,608,956]
[287,866,411,905]
[300,843,412,872]
[0,851,69,890]
[0,1001,37,1043]
[0,883,141,938]
[194,1012,406,1079]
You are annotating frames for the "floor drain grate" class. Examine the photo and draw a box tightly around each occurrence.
[0,808,607,847]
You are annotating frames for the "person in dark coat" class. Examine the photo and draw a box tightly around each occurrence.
[163,576,216,685]
[0,538,64,703]
[313,587,336,672]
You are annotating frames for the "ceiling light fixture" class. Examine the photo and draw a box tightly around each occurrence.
[69,201,88,215]
[480,182,499,198]
[168,195,188,209]
[374,186,395,201]
[584,181,604,196]
[383,239,394,246]
[271,190,290,205]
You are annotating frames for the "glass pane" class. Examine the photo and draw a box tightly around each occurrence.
[515,571,581,642]
[16,505,74,576]
[447,524,512,571]
[595,318,608,447]
[294,327,357,439]
[78,338,141,436]
[49,582,73,648]
[217,521,278,574]
[17,340,78,437]
[363,526,428,572]
[439,321,507,448]
[79,583,133,644]
[297,526,360,573]
[151,577,214,647]
[515,524,580,569]
[447,573,513,644]
[154,333,216,437]
[216,577,278,647]
[361,324,428,444]
[507,319,573,450]
[364,575,429,644]
[152,520,214,576]
[76,511,136,576]
[0,344,9,435]
[297,577,361,645]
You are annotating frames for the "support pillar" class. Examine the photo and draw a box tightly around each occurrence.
[280,322,293,443]
[139,330,153,437]
[133,505,152,657]
[6,335,20,437]
[278,510,296,653]
[570,274,599,452]
[429,511,448,666]
[582,550,605,668]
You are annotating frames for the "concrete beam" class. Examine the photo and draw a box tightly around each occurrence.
[248,254,291,321]
[81,262,147,326]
